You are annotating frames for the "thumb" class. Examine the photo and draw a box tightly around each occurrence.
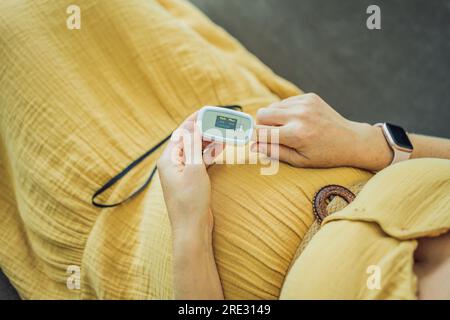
[183,124,204,165]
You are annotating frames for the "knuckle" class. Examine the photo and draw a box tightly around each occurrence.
[305,92,321,103]
[268,101,282,108]
[291,106,312,122]
[295,104,318,120]
[282,95,301,103]
[291,123,304,137]
[256,108,268,119]
[303,108,316,120]
[293,107,307,119]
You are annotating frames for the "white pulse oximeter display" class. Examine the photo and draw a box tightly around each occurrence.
[197,106,254,145]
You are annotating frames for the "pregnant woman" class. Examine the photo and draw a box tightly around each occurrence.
[0,0,448,299]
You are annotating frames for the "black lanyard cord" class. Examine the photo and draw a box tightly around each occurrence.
[91,105,243,208]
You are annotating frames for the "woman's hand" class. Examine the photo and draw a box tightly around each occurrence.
[157,112,224,299]
[253,93,393,171]
[157,112,223,236]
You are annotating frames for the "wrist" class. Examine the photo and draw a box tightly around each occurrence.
[173,225,214,266]
[408,133,425,159]
[169,203,213,235]
[348,121,393,171]
[172,210,214,257]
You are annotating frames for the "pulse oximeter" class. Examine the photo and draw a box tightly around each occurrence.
[197,106,254,145]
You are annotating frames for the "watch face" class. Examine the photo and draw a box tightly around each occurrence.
[385,123,413,150]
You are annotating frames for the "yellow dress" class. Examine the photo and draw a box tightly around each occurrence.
[281,158,450,299]
[0,0,447,300]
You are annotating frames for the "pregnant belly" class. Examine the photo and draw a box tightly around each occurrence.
[208,162,371,299]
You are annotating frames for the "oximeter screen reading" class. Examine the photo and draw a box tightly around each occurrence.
[198,106,253,144]
[215,115,237,130]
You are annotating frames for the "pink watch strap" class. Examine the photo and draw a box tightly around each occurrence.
[391,148,411,164]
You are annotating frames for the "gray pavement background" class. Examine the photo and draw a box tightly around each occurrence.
[191,0,450,137]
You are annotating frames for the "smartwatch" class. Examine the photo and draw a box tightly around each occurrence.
[374,122,413,165]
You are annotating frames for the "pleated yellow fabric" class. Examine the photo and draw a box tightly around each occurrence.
[280,159,450,300]
[0,0,373,299]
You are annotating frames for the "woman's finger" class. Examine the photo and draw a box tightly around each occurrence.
[203,142,224,167]
[182,123,204,165]
[281,95,303,103]
[256,107,293,126]
[266,95,304,109]
[255,124,297,146]
[267,102,295,110]
[267,101,290,109]
[251,143,308,167]
[179,111,199,132]
[270,95,303,107]
[158,138,183,171]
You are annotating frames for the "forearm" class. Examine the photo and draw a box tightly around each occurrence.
[353,122,450,171]
[172,220,224,300]
[409,134,450,160]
